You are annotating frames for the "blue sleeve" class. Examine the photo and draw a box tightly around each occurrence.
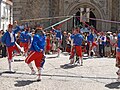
[89,34,94,42]
[40,36,46,50]
[32,36,40,52]
[2,33,7,44]
[13,26,21,34]
[20,33,24,41]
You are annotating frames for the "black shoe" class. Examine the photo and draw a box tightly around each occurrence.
[37,79,41,82]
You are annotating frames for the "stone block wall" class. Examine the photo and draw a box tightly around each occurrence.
[13,0,120,31]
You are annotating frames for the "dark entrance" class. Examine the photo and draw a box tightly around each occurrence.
[74,11,96,28]
[89,11,96,28]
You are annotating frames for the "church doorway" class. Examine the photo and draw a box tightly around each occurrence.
[74,10,96,29]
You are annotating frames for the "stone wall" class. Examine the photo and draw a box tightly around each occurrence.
[13,0,120,31]
[13,0,49,20]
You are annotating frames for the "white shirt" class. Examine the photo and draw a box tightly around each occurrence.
[9,32,15,43]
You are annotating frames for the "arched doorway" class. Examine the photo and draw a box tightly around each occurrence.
[75,11,80,27]
[74,11,96,29]
[65,2,105,31]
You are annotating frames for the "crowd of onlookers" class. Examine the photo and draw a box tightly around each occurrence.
[0,26,119,58]
[82,31,117,58]
[42,28,118,58]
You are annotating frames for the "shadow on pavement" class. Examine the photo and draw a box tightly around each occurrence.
[14,80,37,87]
[3,71,16,74]
[62,52,70,56]
[0,72,2,76]
[60,64,78,69]
[42,73,116,80]
[46,56,58,59]
[14,59,24,62]
[1,70,117,81]
[105,82,120,89]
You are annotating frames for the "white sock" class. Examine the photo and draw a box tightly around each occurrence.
[38,69,42,75]
[38,69,42,79]
[119,68,120,71]
[8,60,12,71]
[28,63,34,71]
[79,57,83,63]
[118,68,120,74]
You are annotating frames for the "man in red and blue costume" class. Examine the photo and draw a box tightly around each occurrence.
[52,27,62,57]
[116,33,120,82]
[87,30,96,57]
[2,22,23,72]
[20,27,31,56]
[69,27,83,65]
[25,27,46,81]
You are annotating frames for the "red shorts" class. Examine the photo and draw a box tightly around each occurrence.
[75,46,82,58]
[25,51,43,68]
[7,45,20,60]
[88,42,97,50]
[20,42,29,53]
[116,52,120,68]
[69,46,75,59]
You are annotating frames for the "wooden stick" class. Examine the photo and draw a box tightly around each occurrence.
[43,16,73,30]
[20,16,71,22]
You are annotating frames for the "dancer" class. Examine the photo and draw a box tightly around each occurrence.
[88,30,95,57]
[69,27,83,65]
[73,27,83,65]
[52,27,62,57]
[20,27,31,56]
[2,22,22,72]
[25,27,46,81]
[116,33,120,82]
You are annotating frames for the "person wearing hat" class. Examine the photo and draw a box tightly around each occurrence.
[25,27,46,81]
[20,27,32,56]
[2,22,23,72]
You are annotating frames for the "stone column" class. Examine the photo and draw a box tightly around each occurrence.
[111,0,119,31]
[105,0,112,31]
[117,0,120,31]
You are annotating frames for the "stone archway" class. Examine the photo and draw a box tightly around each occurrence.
[64,1,106,31]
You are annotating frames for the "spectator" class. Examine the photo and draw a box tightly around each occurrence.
[99,32,106,57]
[111,33,117,57]
[105,34,111,57]
[0,30,6,58]
[62,31,67,52]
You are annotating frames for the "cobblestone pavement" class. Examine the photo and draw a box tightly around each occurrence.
[0,53,119,90]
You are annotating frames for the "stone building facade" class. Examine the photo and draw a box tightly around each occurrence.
[13,0,120,32]
[0,0,13,31]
